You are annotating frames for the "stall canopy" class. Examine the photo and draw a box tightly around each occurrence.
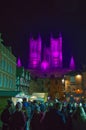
[0,91,21,97]
[29,93,48,102]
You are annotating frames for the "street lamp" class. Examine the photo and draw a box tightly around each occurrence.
[75,74,82,89]
[62,78,65,91]
[62,78,65,84]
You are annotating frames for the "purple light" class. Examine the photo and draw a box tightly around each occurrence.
[52,52,59,57]
[69,56,75,70]
[17,57,22,67]
[33,60,38,68]
[29,35,42,68]
[28,33,76,71]
[41,60,49,70]
[50,34,62,67]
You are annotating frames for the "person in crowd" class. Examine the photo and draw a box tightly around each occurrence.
[22,98,31,130]
[42,101,66,130]
[30,100,38,119]
[1,99,15,130]
[64,103,74,130]
[12,102,26,130]
[30,105,43,130]
[72,105,86,130]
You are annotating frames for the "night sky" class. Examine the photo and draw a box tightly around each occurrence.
[0,0,86,69]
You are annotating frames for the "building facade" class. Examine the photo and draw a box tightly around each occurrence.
[26,33,76,99]
[16,60,31,95]
[28,33,75,78]
[0,34,16,91]
[63,70,86,102]
[28,33,63,69]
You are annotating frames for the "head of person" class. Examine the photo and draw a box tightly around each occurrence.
[54,102,63,111]
[16,102,23,111]
[23,97,27,102]
[7,99,13,108]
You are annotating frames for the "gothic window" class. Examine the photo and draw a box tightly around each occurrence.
[36,45,38,52]
[3,75,6,87]
[0,74,2,87]
[46,55,49,61]
[32,47,35,52]
[32,44,36,52]
[10,64,12,74]
[2,58,5,69]
[0,58,2,68]
[8,77,9,87]
[12,66,14,74]
[1,74,3,86]
[5,76,7,88]
[52,43,57,51]
[5,59,7,71]
[7,63,9,72]
[16,76,20,85]
[9,79,12,88]
[9,65,11,73]
[7,77,8,87]
[70,76,75,83]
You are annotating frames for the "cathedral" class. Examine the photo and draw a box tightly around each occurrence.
[17,32,75,78]
[28,33,62,69]
[28,33,75,70]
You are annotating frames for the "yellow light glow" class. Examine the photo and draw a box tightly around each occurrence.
[75,89,83,94]
[75,74,82,83]
[62,79,65,84]
[76,74,82,79]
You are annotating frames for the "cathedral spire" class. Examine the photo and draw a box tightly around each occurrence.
[69,56,75,70]
[17,57,22,67]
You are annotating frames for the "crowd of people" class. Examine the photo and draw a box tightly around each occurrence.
[0,97,86,130]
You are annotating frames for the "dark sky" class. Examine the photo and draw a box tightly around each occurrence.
[0,0,86,69]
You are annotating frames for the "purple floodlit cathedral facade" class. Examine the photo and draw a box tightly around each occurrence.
[28,33,75,74]
[29,34,42,68]
[28,33,64,69]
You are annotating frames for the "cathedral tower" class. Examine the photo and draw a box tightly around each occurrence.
[29,34,42,68]
[69,56,75,70]
[50,33,62,68]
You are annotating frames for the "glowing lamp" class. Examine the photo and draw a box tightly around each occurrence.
[41,60,49,70]
[75,89,83,94]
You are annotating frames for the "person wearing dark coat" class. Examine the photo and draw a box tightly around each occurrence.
[1,100,14,130]
[30,105,43,130]
[42,102,66,130]
[12,102,26,130]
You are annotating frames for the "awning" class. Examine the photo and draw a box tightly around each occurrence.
[0,91,21,97]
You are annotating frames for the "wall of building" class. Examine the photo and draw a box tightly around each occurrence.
[16,67,31,94]
[63,72,86,101]
[0,42,16,91]
[64,74,82,92]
